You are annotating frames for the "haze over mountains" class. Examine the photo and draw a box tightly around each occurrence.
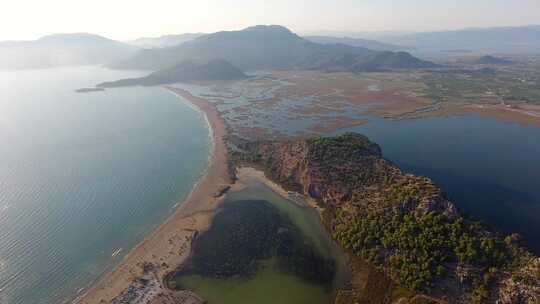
[97,59,247,88]
[127,33,206,48]
[2,24,539,71]
[473,55,514,65]
[110,25,435,73]
[129,32,408,52]
[373,25,540,54]
[303,36,407,52]
[0,33,137,69]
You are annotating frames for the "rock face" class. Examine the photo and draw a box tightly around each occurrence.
[231,132,540,303]
[235,133,455,217]
[498,258,540,303]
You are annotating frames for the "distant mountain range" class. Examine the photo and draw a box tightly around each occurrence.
[110,25,435,72]
[2,25,539,71]
[97,59,247,88]
[127,32,405,52]
[374,25,540,54]
[0,33,137,69]
[127,33,206,48]
[473,55,514,65]
[303,36,407,51]
[309,51,437,72]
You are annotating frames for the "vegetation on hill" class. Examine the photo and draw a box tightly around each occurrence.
[110,25,436,72]
[230,132,540,303]
[97,59,247,88]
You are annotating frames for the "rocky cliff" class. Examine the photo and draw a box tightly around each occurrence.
[231,132,540,303]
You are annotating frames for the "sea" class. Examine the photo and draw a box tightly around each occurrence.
[0,66,211,304]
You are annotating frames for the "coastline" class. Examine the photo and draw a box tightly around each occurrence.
[232,167,325,215]
[76,87,231,304]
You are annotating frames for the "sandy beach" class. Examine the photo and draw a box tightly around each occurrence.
[232,167,325,214]
[75,87,231,304]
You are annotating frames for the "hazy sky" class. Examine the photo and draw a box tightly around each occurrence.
[1,0,539,40]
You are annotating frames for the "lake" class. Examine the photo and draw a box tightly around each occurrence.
[0,67,211,304]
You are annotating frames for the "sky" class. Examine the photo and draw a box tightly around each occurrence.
[1,0,539,41]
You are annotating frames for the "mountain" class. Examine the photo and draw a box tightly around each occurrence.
[128,33,206,48]
[304,35,407,51]
[474,55,514,65]
[110,25,435,72]
[312,51,438,72]
[376,25,540,54]
[0,33,138,69]
[97,59,247,88]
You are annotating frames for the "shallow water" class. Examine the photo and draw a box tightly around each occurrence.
[178,259,330,304]
[175,179,347,304]
[0,67,210,304]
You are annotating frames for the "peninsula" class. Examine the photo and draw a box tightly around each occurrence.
[77,89,540,304]
[230,133,540,303]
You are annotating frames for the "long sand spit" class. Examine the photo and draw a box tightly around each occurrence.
[76,87,230,304]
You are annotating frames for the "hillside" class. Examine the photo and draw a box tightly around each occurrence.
[97,59,247,88]
[0,33,137,69]
[304,35,407,51]
[128,33,206,48]
[313,51,438,72]
[231,133,540,303]
[110,25,435,72]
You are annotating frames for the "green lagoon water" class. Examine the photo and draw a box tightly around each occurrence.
[0,67,211,304]
[179,260,329,304]
[176,180,347,304]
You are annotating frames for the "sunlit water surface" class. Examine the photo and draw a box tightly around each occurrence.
[0,66,210,304]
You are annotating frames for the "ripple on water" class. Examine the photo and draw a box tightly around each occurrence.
[0,66,211,304]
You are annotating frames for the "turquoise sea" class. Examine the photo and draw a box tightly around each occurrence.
[0,67,211,304]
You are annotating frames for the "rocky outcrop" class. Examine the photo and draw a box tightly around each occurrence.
[498,257,540,303]
[235,133,456,217]
[231,132,540,303]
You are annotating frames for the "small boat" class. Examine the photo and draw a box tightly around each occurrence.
[111,248,122,257]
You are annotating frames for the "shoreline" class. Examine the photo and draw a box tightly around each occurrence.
[76,87,231,304]
[232,167,325,214]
